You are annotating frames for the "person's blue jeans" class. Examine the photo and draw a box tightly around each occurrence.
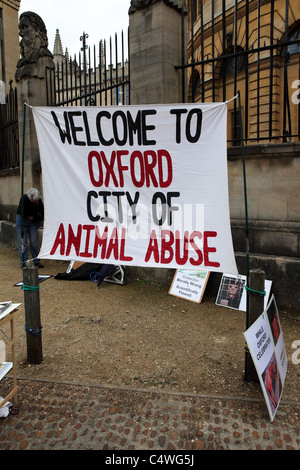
[16,214,41,266]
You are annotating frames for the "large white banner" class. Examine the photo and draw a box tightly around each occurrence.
[31,103,237,273]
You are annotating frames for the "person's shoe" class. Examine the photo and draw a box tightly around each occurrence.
[35,263,44,268]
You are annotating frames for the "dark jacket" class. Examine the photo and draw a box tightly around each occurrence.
[17,194,44,223]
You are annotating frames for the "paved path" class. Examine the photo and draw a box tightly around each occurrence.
[0,377,299,452]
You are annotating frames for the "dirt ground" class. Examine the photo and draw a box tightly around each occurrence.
[0,241,299,402]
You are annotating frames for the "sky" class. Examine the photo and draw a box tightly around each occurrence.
[19,0,130,58]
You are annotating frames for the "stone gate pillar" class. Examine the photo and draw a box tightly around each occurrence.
[129,0,187,105]
[128,1,187,284]
[15,11,55,191]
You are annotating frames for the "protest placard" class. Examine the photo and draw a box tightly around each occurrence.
[243,295,287,421]
[169,269,210,303]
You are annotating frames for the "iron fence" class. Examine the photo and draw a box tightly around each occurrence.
[46,30,130,108]
[177,0,300,145]
[0,82,19,171]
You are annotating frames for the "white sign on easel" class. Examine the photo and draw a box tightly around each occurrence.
[243,295,288,421]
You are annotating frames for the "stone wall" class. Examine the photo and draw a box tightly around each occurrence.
[129,0,184,104]
[0,10,54,221]
[228,144,300,224]
[228,143,300,310]
[0,1,299,310]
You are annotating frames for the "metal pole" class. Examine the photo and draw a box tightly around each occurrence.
[181,5,185,103]
[238,92,250,285]
[238,91,250,380]
[21,101,27,266]
[19,102,43,363]
[80,32,89,105]
[191,0,195,102]
[246,269,265,382]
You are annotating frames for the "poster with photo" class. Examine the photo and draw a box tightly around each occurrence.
[169,269,210,303]
[243,295,287,421]
[215,273,272,311]
[265,295,288,383]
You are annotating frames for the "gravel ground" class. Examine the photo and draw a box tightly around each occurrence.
[0,242,299,402]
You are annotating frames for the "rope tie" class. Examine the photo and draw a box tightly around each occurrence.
[25,325,43,336]
[22,284,40,292]
[245,285,266,297]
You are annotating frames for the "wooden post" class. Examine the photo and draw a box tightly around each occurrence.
[23,265,43,364]
[245,268,265,382]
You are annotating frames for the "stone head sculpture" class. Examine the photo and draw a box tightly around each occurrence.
[16,11,53,81]
[19,11,49,59]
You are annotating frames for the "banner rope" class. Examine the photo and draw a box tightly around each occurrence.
[225,94,239,104]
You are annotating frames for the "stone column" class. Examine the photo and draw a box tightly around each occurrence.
[15,11,55,191]
[129,0,187,105]
[127,1,187,284]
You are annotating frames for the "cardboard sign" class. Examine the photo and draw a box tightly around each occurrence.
[31,103,237,273]
[169,269,210,303]
[243,295,287,421]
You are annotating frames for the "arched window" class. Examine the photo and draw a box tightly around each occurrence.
[220,45,245,78]
[188,69,201,102]
[188,0,199,21]
[282,24,300,56]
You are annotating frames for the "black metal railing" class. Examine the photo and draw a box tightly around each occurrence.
[177,0,300,146]
[46,30,130,108]
[0,82,19,171]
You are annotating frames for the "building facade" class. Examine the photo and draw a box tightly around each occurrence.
[0,0,20,200]
[0,0,20,92]
[182,0,300,309]
[185,0,300,144]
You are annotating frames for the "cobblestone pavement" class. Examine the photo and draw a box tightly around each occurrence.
[0,377,299,452]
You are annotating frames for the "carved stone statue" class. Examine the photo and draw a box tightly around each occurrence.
[130,0,153,11]
[15,11,54,81]
[129,0,187,14]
